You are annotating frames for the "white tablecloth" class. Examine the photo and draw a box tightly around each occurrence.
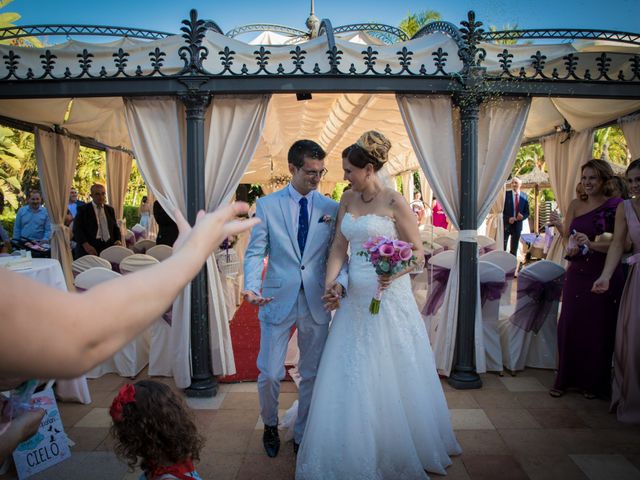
[9,258,92,404]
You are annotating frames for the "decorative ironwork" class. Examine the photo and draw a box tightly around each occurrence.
[0,24,172,41]
[203,20,224,35]
[485,28,640,46]
[0,9,638,85]
[178,9,210,75]
[333,23,408,43]
[225,23,307,39]
[458,11,486,70]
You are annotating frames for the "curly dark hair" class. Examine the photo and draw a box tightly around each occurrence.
[110,380,204,474]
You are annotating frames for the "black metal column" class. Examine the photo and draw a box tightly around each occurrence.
[180,90,217,398]
[448,79,483,391]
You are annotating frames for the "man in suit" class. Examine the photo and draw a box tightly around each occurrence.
[243,140,347,458]
[73,183,121,258]
[503,176,529,256]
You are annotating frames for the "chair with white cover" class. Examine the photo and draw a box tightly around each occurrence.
[498,260,565,374]
[477,235,496,254]
[118,253,171,376]
[124,229,135,249]
[480,251,517,305]
[74,267,149,378]
[432,226,449,237]
[119,253,159,274]
[99,245,134,272]
[479,261,507,373]
[423,250,456,340]
[71,255,111,276]
[146,244,173,262]
[434,234,457,251]
[133,239,156,254]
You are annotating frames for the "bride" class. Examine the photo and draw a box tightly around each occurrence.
[296,131,461,479]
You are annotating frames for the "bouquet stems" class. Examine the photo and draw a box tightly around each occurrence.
[369,286,383,315]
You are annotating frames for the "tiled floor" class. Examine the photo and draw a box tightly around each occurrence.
[2,368,640,480]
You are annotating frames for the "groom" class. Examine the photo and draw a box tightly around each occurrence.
[243,140,346,457]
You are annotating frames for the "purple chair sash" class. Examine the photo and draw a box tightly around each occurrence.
[110,262,121,273]
[161,309,172,326]
[480,281,507,307]
[423,265,451,316]
[626,253,640,265]
[509,273,565,333]
[125,236,135,249]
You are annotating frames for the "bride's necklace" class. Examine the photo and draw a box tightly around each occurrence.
[361,189,380,204]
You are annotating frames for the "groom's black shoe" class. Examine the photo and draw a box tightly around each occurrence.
[263,425,280,458]
[293,440,300,455]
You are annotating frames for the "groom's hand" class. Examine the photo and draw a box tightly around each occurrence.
[243,290,273,306]
[322,282,344,311]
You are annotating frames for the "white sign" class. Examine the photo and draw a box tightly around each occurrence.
[13,388,71,479]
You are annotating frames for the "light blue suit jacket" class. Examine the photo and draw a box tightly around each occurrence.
[243,188,345,325]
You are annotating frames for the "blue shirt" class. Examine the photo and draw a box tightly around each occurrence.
[287,183,314,236]
[13,205,51,241]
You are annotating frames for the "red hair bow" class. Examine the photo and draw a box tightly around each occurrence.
[109,384,136,422]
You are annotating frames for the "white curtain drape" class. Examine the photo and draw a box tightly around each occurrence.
[400,171,412,203]
[35,128,79,290]
[124,95,270,387]
[397,95,530,375]
[106,148,133,241]
[484,185,506,250]
[124,97,191,388]
[619,113,640,160]
[203,94,271,376]
[542,129,594,266]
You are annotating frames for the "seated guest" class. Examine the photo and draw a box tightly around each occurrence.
[73,183,121,258]
[12,190,51,249]
[153,200,179,247]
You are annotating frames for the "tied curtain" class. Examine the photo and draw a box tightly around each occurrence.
[34,128,79,290]
[124,95,270,388]
[542,129,594,266]
[105,148,133,242]
[397,95,530,376]
[619,113,640,160]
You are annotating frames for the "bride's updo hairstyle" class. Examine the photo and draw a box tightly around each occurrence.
[342,131,391,172]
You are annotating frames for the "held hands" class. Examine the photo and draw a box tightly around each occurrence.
[591,276,610,294]
[322,281,344,311]
[243,290,273,306]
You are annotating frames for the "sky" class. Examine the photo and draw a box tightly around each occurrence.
[9,0,640,43]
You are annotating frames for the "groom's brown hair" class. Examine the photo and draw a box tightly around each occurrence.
[288,140,326,167]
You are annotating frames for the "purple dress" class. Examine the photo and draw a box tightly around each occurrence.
[611,199,640,423]
[554,197,624,397]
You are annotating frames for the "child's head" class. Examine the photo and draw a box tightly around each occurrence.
[109,381,203,473]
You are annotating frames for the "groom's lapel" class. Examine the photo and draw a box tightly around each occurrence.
[278,189,302,261]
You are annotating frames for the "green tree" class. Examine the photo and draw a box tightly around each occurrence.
[593,126,629,165]
[488,24,520,45]
[398,10,441,38]
[0,0,44,47]
[512,143,543,177]
[74,147,105,200]
[0,125,25,209]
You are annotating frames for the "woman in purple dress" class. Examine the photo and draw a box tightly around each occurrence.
[549,160,624,399]
[432,197,448,229]
[593,159,640,423]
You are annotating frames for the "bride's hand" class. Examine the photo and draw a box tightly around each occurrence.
[378,274,394,291]
[322,281,343,311]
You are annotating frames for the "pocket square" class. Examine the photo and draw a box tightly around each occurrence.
[318,215,334,224]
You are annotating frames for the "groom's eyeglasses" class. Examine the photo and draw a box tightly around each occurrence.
[299,167,328,178]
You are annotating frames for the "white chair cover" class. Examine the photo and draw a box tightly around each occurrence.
[133,239,156,254]
[432,226,449,237]
[119,253,159,274]
[477,235,497,254]
[480,251,517,305]
[498,260,565,373]
[124,229,135,249]
[99,245,134,270]
[424,250,456,341]
[146,244,173,262]
[74,267,150,378]
[71,255,112,276]
[434,235,457,251]
[479,261,507,373]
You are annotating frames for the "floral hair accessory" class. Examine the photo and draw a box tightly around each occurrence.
[318,214,333,224]
[110,384,136,423]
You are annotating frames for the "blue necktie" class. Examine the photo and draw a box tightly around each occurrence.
[297,197,309,256]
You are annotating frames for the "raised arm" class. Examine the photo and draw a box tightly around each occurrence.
[592,202,628,293]
[0,203,259,378]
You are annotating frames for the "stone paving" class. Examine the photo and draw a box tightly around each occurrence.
[2,367,640,480]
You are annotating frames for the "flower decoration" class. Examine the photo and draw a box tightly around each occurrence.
[109,384,136,423]
[268,174,292,190]
[318,214,333,224]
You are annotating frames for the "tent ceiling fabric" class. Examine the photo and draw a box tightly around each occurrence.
[0,31,638,181]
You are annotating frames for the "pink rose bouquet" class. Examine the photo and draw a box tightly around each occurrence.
[357,236,416,314]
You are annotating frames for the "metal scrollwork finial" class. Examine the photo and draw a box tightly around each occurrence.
[179,9,210,75]
[458,11,486,70]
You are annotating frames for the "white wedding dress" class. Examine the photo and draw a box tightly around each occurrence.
[296,213,461,480]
